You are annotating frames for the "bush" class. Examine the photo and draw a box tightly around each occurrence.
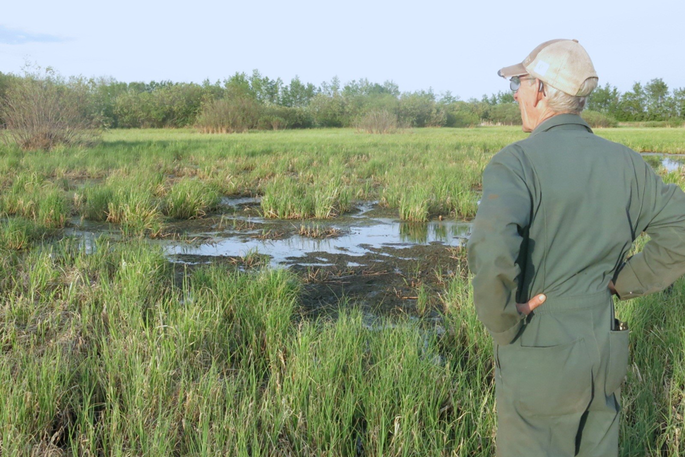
[354,109,398,134]
[398,92,444,127]
[0,69,102,151]
[308,93,346,127]
[581,110,619,128]
[112,83,207,128]
[486,103,522,125]
[195,96,261,133]
[258,105,312,130]
[443,102,480,127]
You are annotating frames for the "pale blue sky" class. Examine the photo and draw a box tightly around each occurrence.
[1,0,684,100]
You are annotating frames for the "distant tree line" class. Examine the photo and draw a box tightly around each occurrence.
[587,79,685,123]
[0,68,683,141]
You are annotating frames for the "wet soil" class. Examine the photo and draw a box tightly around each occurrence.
[291,243,468,320]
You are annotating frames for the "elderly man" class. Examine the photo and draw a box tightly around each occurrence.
[467,39,685,457]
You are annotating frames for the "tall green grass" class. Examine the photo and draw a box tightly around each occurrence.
[0,172,68,228]
[2,127,682,226]
[2,127,685,455]
[0,237,496,455]
[3,221,685,455]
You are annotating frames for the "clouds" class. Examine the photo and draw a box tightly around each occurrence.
[0,25,67,45]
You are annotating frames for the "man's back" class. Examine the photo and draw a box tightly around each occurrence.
[505,114,653,299]
[468,113,685,457]
[468,114,685,344]
[475,38,685,457]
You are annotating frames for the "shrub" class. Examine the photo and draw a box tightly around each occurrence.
[112,83,207,128]
[443,102,480,127]
[354,109,398,134]
[0,68,102,151]
[398,91,444,127]
[623,119,685,128]
[258,105,311,130]
[581,110,619,128]
[486,103,522,125]
[195,96,261,133]
[308,93,346,127]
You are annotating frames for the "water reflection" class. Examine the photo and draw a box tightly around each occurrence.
[166,217,471,267]
[642,152,685,172]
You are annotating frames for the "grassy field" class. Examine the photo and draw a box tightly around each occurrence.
[2,126,685,455]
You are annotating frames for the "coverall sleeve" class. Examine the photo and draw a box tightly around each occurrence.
[467,149,532,345]
[614,161,685,299]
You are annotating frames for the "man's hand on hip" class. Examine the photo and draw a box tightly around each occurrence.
[516,294,547,316]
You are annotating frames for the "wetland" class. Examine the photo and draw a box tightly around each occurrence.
[4,128,685,455]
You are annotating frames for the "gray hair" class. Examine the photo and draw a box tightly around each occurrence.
[543,77,599,114]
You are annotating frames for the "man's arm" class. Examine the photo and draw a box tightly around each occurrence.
[467,149,533,345]
[614,161,685,299]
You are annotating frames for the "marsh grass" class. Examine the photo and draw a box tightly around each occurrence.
[3,225,685,455]
[3,127,680,226]
[106,188,163,237]
[0,235,496,456]
[0,217,46,250]
[261,177,315,219]
[163,178,221,219]
[1,127,521,228]
[1,173,68,228]
[399,186,431,222]
[78,185,114,221]
[3,127,685,455]
[617,282,685,455]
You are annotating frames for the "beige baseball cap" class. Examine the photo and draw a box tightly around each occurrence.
[498,39,598,96]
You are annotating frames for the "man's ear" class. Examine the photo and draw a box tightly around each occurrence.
[533,79,545,107]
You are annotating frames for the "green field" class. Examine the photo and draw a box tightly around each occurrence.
[2,127,685,455]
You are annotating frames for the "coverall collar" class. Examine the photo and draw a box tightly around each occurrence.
[529,113,593,137]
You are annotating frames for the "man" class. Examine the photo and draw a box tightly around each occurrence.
[467,39,685,457]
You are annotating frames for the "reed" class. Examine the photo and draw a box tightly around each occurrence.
[2,127,685,455]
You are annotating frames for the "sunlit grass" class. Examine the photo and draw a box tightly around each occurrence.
[2,126,685,455]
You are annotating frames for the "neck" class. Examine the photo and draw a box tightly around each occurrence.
[535,109,558,127]
[528,101,563,131]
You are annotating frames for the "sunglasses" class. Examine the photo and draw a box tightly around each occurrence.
[509,76,537,92]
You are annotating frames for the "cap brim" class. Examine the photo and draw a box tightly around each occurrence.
[498,63,527,78]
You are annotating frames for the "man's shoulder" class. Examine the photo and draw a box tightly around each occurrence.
[492,141,527,161]
[489,140,532,169]
[486,142,531,177]
[512,127,642,159]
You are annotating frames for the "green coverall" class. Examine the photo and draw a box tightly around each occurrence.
[467,114,685,457]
